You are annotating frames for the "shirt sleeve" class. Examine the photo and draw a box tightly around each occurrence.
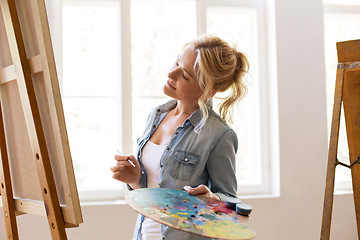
[206,128,238,201]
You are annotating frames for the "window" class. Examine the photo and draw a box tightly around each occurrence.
[59,0,275,201]
[203,1,269,194]
[62,1,122,200]
[323,0,360,193]
[130,0,197,150]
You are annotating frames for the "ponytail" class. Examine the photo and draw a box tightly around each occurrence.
[218,50,249,123]
[187,35,249,132]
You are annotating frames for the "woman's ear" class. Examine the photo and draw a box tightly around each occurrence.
[210,89,217,98]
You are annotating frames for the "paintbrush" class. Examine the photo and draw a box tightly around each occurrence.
[116,149,136,167]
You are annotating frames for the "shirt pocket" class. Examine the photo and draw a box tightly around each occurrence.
[170,150,201,181]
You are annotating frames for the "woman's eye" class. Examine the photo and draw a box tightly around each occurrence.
[175,60,189,80]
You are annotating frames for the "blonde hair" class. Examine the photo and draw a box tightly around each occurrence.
[187,35,249,132]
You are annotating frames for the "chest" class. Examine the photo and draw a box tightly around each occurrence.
[150,112,189,146]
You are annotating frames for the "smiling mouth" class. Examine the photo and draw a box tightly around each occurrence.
[167,80,176,89]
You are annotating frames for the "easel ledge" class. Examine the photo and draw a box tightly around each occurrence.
[0,196,79,228]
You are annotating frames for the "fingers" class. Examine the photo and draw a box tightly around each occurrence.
[111,154,140,184]
[127,155,138,165]
[110,164,125,172]
[110,154,140,182]
[113,154,138,167]
[188,184,209,195]
[186,185,220,200]
[111,169,126,181]
[114,154,133,161]
[112,171,120,179]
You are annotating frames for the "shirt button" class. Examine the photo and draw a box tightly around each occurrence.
[175,132,178,135]
[141,171,145,175]
[166,147,170,150]
[152,125,156,128]
[157,109,161,113]
[184,158,189,162]
[160,164,163,168]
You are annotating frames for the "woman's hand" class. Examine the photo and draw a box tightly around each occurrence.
[110,154,141,188]
[186,184,220,201]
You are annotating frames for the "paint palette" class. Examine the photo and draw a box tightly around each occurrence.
[125,188,255,239]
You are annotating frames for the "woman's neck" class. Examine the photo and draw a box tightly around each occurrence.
[173,100,199,116]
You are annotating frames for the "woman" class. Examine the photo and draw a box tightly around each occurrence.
[111,35,249,240]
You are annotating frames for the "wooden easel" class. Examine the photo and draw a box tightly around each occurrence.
[0,0,82,239]
[321,39,360,240]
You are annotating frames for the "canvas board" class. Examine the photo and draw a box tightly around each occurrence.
[0,0,82,226]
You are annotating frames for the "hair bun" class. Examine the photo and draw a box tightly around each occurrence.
[234,50,248,74]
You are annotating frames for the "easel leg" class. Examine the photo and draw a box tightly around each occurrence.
[320,65,345,240]
[1,0,67,239]
[342,68,360,239]
[0,99,19,239]
[353,164,360,239]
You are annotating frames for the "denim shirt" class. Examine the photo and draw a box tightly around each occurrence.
[132,100,238,240]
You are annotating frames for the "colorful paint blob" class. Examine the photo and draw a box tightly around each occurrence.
[125,188,255,239]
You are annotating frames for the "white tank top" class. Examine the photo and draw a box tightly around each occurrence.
[141,140,166,240]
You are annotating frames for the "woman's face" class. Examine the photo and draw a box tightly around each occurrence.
[163,46,203,103]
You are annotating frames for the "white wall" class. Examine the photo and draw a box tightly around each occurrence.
[0,0,358,239]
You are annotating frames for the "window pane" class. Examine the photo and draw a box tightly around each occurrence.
[130,0,197,149]
[63,98,120,191]
[63,3,121,97]
[324,12,360,190]
[62,1,123,197]
[207,7,262,186]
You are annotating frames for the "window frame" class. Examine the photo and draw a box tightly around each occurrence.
[197,0,274,196]
[57,0,277,201]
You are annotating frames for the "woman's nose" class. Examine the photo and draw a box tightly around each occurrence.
[168,65,181,80]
